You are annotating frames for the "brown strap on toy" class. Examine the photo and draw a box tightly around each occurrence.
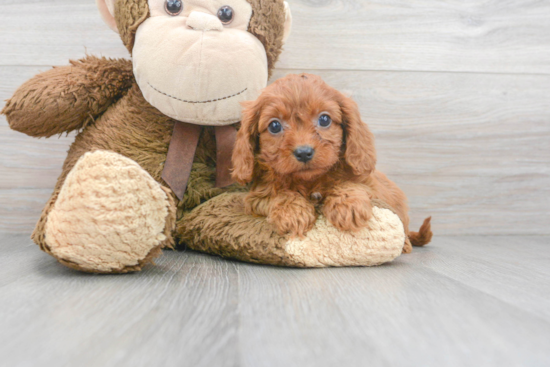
[162,122,202,201]
[215,125,237,188]
[162,122,237,201]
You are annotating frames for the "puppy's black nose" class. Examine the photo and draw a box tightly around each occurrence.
[293,146,315,163]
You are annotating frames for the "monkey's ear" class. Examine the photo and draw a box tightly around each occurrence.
[231,100,261,185]
[96,0,119,33]
[282,1,292,44]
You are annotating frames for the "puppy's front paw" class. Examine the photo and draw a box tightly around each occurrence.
[244,192,271,217]
[323,194,372,232]
[268,194,316,238]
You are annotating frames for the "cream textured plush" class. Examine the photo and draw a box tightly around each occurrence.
[133,0,270,125]
[44,151,175,273]
[285,207,405,267]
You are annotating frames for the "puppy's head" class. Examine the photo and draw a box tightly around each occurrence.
[231,73,376,184]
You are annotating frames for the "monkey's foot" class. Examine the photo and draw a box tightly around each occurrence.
[43,150,176,273]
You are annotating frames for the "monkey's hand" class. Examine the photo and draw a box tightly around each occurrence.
[2,56,134,138]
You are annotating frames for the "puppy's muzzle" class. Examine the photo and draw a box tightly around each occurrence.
[293,146,315,163]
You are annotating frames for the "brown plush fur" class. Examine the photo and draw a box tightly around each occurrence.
[2,56,134,137]
[246,0,287,78]
[114,0,150,53]
[1,0,287,271]
[232,73,432,248]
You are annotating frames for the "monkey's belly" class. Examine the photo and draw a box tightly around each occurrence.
[65,86,232,216]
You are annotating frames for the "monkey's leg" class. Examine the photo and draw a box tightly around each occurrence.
[33,150,176,273]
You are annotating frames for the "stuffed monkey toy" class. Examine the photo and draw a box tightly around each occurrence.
[2,0,407,273]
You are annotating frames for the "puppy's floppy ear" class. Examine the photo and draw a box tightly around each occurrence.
[232,100,261,184]
[339,94,377,176]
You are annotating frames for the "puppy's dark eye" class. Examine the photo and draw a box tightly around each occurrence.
[268,120,283,135]
[165,0,183,15]
[318,114,332,128]
[217,6,234,24]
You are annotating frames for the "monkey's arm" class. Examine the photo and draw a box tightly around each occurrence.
[2,56,134,137]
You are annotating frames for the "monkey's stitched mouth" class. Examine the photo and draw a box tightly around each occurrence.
[148,83,248,104]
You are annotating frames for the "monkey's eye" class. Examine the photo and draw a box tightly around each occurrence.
[318,114,332,128]
[268,120,283,135]
[165,0,183,16]
[217,6,234,24]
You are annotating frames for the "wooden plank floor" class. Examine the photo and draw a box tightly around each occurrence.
[1,234,549,367]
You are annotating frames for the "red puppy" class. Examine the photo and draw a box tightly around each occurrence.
[231,73,432,252]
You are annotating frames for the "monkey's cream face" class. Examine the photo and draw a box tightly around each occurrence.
[133,0,268,125]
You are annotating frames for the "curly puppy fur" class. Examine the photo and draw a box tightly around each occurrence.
[232,73,432,251]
